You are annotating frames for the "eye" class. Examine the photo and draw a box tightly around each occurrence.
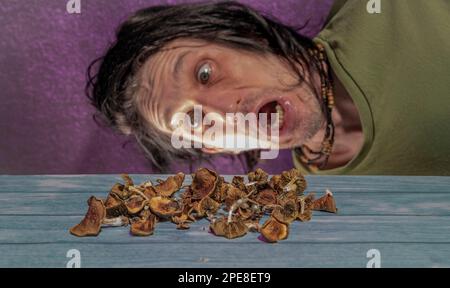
[197,63,212,84]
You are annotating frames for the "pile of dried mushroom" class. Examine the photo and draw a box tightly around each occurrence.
[70,168,337,242]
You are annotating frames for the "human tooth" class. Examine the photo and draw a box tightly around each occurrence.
[275,104,284,127]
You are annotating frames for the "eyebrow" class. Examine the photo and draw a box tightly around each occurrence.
[173,51,191,81]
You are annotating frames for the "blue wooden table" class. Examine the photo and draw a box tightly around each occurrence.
[0,175,449,268]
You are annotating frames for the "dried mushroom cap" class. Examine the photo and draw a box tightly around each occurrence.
[176,222,190,230]
[210,178,227,203]
[269,168,306,194]
[281,168,307,193]
[231,176,247,191]
[297,209,312,222]
[172,214,192,230]
[312,189,338,213]
[254,188,277,206]
[191,168,219,200]
[149,196,181,218]
[105,191,123,208]
[268,175,283,193]
[210,217,248,239]
[154,172,185,197]
[297,193,315,214]
[110,183,128,199]
[260,217,289,243]
[224,186,247,210]
[296,193,315,222]
[70,196,106,237]
[142,186,158,199]
[277,190,298,207]
[282,177,298,193]
[272,199,298,224]
[247,168,269,185]
[237,206,254,220]
[244,219,261,232]
[128,185,149,198]
[130,211,157,236]
[196,196,220,217]
[106,202,128,219]
[121,173,134,187]
[125,195,147,215]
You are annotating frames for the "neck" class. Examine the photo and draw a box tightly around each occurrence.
[303,69,363,170]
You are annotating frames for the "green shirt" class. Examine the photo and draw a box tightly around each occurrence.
[293,0,450,175]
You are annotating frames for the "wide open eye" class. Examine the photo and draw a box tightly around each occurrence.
[197,63,212,84]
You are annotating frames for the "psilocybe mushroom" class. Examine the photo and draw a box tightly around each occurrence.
[210,216,248,239]
[69,196,106,237]
[311,189,338,213]
[69,168,338,242]
[149,196,181,218]
[153,172,185,197]
[260,217,289,243]
[130,208,157,236]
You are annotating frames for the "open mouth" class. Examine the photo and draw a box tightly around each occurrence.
[257,101,286,130]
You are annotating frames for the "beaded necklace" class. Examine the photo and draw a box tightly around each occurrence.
[294,43,335,170]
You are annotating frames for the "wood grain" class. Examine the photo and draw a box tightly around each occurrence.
[0,175,449,267]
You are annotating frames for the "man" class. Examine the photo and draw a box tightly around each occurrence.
[88,0,450,175]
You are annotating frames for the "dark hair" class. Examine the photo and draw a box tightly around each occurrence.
[87,1,320,172]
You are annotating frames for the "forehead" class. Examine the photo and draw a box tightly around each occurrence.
[145,38,264,70]
[161,38,219,50]
[139,38,223,91]
[149,38,233,66]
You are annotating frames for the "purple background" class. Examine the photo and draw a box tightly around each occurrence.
[0,0,333,175]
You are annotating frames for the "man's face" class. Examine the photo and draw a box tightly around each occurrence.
[136,38,324,153]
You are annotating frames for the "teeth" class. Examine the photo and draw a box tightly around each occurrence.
[275,104,285,127]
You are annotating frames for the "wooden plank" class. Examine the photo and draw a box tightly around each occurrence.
[1,191,449,216]
[0,175,449,193]
[1,215,449,244]
[0,242,448,268]
[0,175,449,268]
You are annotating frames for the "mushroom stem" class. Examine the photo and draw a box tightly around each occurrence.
[102,216,128,227]
[128,186,150,200]
[228,202,238,223]
[246,198,259,206]
[228,198,259,223]
[140,181,153,188]
[245,222,260,232]
[227,196,266,223]
[283,177,298,192]
[298,197,306,215]
[262,203,282,213]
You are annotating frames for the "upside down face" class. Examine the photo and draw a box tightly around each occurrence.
[135,38,325,153]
